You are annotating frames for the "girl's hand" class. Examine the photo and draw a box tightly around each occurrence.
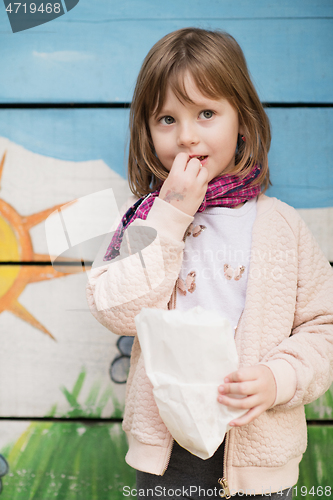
[158,152,209,216]
[217,365,277,427]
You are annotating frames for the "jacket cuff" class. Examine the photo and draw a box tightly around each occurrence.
[259,360,297,407]
[144,197,194,241]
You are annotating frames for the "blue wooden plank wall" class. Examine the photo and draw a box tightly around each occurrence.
[0,1,332,498]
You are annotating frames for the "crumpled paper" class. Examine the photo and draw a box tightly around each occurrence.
[135,306,247,459]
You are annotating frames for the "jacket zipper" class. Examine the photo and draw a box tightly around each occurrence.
[161,437,174,476]
[218,430,231,498]
[218,310,244,499]
[163,252,180,473]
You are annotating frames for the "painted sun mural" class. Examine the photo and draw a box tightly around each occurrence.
[0,150,85,340]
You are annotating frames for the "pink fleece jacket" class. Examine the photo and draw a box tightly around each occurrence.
[86,193,333,495]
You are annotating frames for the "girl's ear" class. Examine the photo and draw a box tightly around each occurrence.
[238,122,246,136]
[238,123,247,144]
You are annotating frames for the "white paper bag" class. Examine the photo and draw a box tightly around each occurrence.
[135,306,247,459]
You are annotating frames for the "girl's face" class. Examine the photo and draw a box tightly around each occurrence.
[149,72,243,183]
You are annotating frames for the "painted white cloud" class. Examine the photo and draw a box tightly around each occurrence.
[33,50,94,62]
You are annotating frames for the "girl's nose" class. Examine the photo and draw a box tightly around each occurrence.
[177,123,199,147]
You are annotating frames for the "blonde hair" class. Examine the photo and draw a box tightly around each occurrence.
[128,27,271,198]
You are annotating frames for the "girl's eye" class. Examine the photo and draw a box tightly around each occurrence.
[160,116,174,125]
[200,110,214,119]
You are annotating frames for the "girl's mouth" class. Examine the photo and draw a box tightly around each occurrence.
[189,155,208,162]
[197,155,208,166]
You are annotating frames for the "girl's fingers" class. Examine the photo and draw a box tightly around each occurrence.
[218,379,259,397]
[198,163,208,180]
[185,157,204,175]
[217,366,277,427]
[224,367,260,383]
[160,152,209,216]
[171,153,200,172]
[217,394,259,409]
[171,152,189,172]
[219,366,275,395]
[172,154,207,185]
[228,406,263,427]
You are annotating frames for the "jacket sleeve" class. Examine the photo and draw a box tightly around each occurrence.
[260,214,333,410]
[85,195,193,336]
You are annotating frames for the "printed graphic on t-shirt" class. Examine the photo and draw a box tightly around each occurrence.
[176,199,257,333]
[223,264,245,281]
[177,223,206,296]
[177,271,196,295]
[177,221,247,296]
[185,223,207,238]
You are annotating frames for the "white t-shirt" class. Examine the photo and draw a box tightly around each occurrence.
[176,197,257,334]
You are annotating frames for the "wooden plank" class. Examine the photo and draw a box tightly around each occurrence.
[265,107,333,209]
[0,110,130,179]
[0,108,332,209]
[50,0,333,20]
[0,17,332,103]
[0,420,135,499]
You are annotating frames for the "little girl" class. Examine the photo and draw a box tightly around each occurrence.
[86,28,333,499]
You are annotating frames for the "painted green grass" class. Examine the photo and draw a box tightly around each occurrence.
[293,426,333,499]
[305,385,333,420]
[0,368,135,500]
[3,369,331,499]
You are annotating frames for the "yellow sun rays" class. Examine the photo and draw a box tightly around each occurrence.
[0,150,88,340]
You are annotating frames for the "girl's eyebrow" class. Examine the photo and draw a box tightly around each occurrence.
[156,100,219,115]
[190,98,215,106]
[154,108,174,117]
[192,98,224,107]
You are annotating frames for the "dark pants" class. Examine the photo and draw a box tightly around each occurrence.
[136,440,293,499]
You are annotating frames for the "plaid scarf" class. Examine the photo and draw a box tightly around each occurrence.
[103,164,261,261]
